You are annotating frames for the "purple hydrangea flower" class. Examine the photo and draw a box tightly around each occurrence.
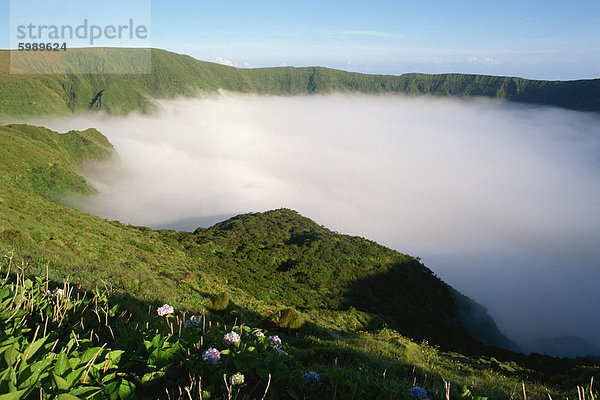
[157,304,174,316]
[409,387,429,400]
[267,335,282,347]
[223,331,241,345]
[229,372,245,386]
[202,348,221,364]
[303,371,320,384]
[275,347,288,356]
[184,315,202,329]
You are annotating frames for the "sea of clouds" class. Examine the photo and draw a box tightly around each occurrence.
[33,93,600,353]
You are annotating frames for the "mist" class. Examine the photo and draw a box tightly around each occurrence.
[35,93,600,354]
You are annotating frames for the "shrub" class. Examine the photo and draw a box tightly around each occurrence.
[272,307,305,329]
[211,292,230,311]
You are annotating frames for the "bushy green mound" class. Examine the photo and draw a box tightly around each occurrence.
[271,308,305,330]
[210,292,231,311]
[161,209,501,351]
[1,48,599,116]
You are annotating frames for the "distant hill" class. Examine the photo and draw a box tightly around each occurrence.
[1,48,599,115]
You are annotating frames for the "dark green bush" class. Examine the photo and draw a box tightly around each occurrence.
[211,292,230,311]
[272,308,305,330]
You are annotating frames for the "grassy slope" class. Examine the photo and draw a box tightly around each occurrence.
[1,123,598,399]
[1,48,599,116]
[0,124,232,309]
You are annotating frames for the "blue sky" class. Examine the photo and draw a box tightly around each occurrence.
[2,0,599,79]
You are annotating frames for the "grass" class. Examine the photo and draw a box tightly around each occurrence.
[3,254,598,400]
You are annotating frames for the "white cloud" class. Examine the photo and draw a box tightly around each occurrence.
[215,57,235,66]
[469,56,501,65]
[215,58,256,68]
[342,30,399,38]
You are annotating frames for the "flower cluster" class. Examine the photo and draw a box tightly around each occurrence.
[156,304,174,317]
[229,372,245,386]
[409,386,430,400]
[202,347,221,364]
[46,288,65,298]
[267,335,282,347]
[223,331,241,345]
[184,315,202,329]
[303,371,320,384]
[255,331,265,338]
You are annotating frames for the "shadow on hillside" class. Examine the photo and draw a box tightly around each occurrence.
[341,259,475,349]
[339,260,600,377]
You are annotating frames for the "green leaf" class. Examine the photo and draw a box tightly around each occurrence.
[68,386,102,398]
[148,346,179,368]
[141,371,165,383]
[56,394,82,400]
[1,365,18,391]
[0,389,27,400]
[80,347,102,365]
[64,337,78,355]
[65,367,85,387]
[105,350,124,366]
[150,334,163,350]
[67,356,80,370]
[461,385,470,395]
[118,379,136,400]
[54,351,70,376]
[103,380,120,400]
[142,340,154,353]
[24,335,49,361]
[0,337,21,355]
[52,372,69,391]
[109,304,120,317]
[2,345,19,367]
[18,358,52,389]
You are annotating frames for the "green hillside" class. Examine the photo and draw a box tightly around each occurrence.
[1,48,599,116]
[160,211,518,353]
[1,123,599,399]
